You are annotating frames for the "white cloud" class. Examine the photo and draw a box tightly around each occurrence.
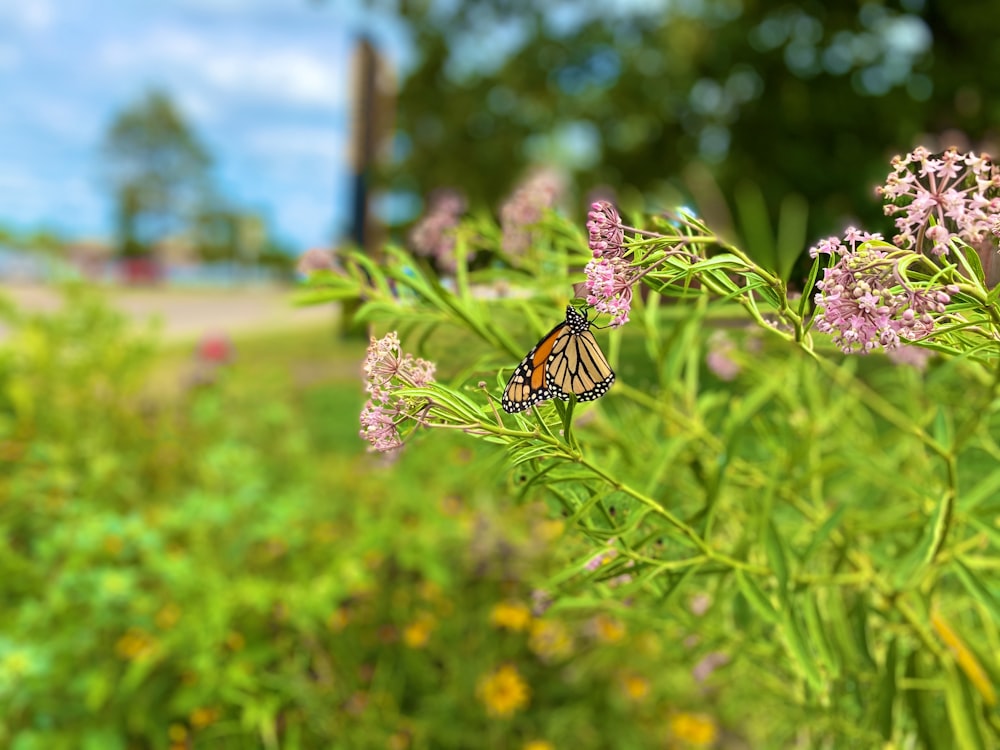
[100,26,347,111]
[0,3,55,31]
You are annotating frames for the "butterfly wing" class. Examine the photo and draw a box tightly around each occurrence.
[502,306,615,413]
[501,321,569,413]
[546,327,615,402]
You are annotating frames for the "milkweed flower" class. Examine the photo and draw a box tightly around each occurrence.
[500,167,565,255]
[584,256,637,328]
[296,247,337,275]
[359,332,437,453]
[877,147,1000,256]
[812,231,958,354]
[585,538,618,571]
[692,651,730,683]
[587,200,625,258]
[409,188,467,273]
[531,589,553,616]
[705,331,740,381]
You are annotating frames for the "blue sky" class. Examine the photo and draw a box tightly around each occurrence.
[0,0,410,251]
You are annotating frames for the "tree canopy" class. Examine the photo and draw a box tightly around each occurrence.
[369,0,999,249]
[102,89,212,257]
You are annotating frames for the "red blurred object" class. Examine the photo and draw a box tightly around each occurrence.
[197,333,234,364]
[119,257,162,284]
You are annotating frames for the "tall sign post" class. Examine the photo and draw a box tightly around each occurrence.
[343,36,395,335]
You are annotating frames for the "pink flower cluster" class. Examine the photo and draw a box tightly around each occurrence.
[586,200,625,258]
[500,167,565,255]
[877,146,1000,256]
[409,189,467,273]
[584,255,635,328]
[359,332,436,453]
[812,231,957,354]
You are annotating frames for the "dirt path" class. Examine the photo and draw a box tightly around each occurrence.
[0,283,337,342]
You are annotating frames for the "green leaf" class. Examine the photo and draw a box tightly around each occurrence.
[959,467,1000,512]
[735,570,778,623]
[764,520,789,597]
[745,272,781,308]
[780,606,824,691]
[962,243,988,287]
[775,192,808,282]
[800,505,845,563]
[734,180,775,269]
[803,592,840,678]
[873,637,898,740]
[906,650,950,750]
[953,560,1000,625]
[825,587,861,668]
[933,406,954,452]
[945,664,987,750]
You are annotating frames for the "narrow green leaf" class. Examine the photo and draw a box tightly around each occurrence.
[734,180,775,268]
[800,505,845,563]
[933,406,954,451]
[962,243,988,287]
[944,664,987,750]
[745,272,781,308]
[775,192,808,281]
[874,637,898,740]
[803,592,840,678]
[848,596,877,669]
[825,587,861,668]
[954,560,1000,625]
[959,468,1000,512]
[780,607,824,691]
[735,570,778,623]
[764,520,789,596]
[906,650,949,750]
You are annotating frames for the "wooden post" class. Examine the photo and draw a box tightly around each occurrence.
[342,36,395,336]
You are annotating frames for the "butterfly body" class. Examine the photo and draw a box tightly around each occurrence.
[501,306,615,413]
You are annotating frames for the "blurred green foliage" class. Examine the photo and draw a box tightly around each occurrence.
[301,199,1000,747]
[378,0,1000,251]
[0,290,746,748]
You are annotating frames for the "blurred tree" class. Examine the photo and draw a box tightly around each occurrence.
[351,0,999,257]
[102,89,212,258]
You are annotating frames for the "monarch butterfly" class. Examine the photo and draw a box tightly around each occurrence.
[501,305,615,413]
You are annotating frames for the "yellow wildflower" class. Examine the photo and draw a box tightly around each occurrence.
[114,628,157,660]
[591,614,626,643]
[523,741,555,750]
[155,603,181,630]
[167,724,187,743]
[622,673,650,701]
[477,664,530,718]
[403,614,435,648]
[535,518,565,543]
[528,619,573,662]
[490,601,533,631]
[189,706,220,729]
[669,712,717,747]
